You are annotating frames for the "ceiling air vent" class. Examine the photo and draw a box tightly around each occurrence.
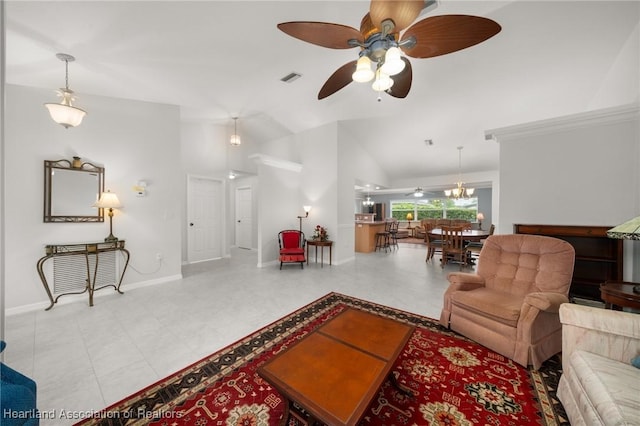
[280,72,302,83]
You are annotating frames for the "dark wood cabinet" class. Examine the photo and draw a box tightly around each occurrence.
[513,224,623,302]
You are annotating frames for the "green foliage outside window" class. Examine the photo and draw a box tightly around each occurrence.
[390,198,477,221]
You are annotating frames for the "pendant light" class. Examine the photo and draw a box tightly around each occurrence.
[444,146,475,199]
[230,117,241,146]
[44,53,87,129]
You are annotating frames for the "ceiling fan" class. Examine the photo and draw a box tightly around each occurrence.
[278,0,501,100]
[405,187,425,197]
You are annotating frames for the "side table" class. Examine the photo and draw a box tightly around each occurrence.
[600,281,640,311]
[307,239,333,267]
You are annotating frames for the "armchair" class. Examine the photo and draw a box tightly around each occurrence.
[278,230,306,269]
[1,341,39,425]
[439,234,575,369]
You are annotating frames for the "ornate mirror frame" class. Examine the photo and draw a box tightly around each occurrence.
[44,158,105,222]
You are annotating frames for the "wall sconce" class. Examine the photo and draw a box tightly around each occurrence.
[132,181,147,197]
[297,205,311,232]
[477,212,485,230]
[93,190,122,242]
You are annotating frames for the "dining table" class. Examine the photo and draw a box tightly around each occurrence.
[428,228,491,242]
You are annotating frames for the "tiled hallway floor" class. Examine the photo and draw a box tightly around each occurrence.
[3,244,462,425]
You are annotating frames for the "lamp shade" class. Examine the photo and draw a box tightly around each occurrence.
[380,47,405,76]
[607,216,640,240]
[44,101,86,129]
[93,190,122,209]
[371,70,393,92]
[352,56,374,83]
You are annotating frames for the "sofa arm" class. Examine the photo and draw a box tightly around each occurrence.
[440,273,486,327]
[447,272,486,290]
[559,303,640,366]
[523,292,569,313]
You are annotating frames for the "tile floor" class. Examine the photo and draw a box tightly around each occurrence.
[3,243,467,425]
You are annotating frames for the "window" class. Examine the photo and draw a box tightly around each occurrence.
[391,198,477,221]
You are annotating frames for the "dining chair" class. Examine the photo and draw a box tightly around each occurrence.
[441,226,468,269]
[425,229,444,262]
[466,223,495,260]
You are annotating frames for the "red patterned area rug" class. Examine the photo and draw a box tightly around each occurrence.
[75,293,568,426]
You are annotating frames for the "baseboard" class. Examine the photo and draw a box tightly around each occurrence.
[6,274,183,316]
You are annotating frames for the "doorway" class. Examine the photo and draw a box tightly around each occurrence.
[235,187,253,249]
[187,175,223,263]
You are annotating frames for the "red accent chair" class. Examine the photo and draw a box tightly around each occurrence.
[278,230,306,269]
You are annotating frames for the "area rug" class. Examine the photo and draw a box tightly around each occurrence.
[75,292,568,426]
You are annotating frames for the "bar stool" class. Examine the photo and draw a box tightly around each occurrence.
[388,219,399,250]
[375,221,392,252]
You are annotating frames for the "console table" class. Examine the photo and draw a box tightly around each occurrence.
[36,240,130,310]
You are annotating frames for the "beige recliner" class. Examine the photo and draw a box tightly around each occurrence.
[439,234,575,369]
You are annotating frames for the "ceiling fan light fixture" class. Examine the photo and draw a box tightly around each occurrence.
[371,69,393,92]
[380,46,405,76]
[352,56,375,83]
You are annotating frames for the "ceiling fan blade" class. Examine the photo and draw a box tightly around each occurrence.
[278,22,363,49]
[369,0,424,33]
[401,15,501,59]
[318,60,358,100]
[387,57,412,98]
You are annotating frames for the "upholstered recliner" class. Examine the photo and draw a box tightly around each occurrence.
[439,234,575,369]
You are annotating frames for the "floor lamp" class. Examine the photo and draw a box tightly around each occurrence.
[297,206,311,232]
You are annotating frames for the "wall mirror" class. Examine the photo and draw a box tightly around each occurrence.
[44,158,105,222]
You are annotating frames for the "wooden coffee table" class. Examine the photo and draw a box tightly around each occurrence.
[258,308,414,426]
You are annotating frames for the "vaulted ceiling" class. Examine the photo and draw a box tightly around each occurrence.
[6,1,639,191]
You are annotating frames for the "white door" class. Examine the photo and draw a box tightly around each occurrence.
[235,187,253,249]
[187,176,223,263]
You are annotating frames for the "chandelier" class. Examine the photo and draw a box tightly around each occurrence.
[445,146,475,199]
[44,53,87,128]
[362,186,375,206]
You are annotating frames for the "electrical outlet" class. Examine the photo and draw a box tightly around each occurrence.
[156,253,163,261]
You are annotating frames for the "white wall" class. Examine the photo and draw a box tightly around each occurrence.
[5,84,183,312]
[494,104,639,279]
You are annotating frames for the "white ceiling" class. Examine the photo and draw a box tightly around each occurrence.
[5,1,639,190]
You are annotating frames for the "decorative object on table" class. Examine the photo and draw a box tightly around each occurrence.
[278,230,306,269]
[44,53,87,128]
[476,212,484,230]
[607,216,640,293]
[296,205,311,232]
[75,293,567,426]
[445,146,475,199]
[277,1,500,100]
[313,225,329,241]
[93,190,122,242]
